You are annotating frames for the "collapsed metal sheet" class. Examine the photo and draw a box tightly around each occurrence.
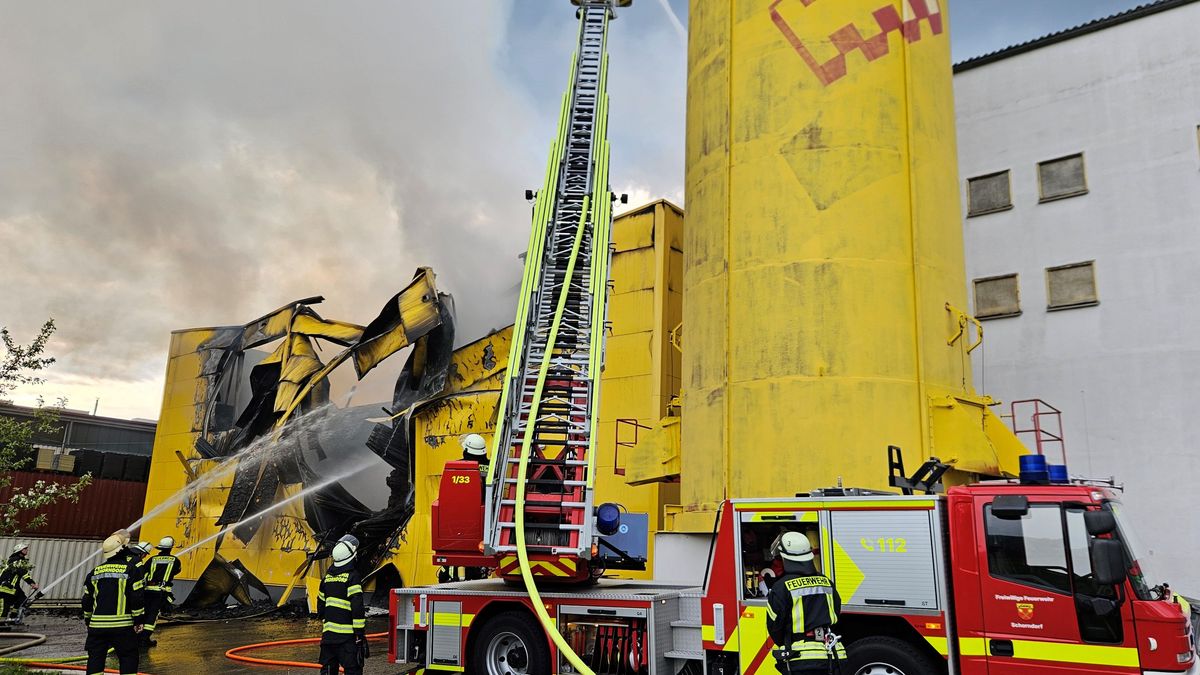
[208,269,447,549]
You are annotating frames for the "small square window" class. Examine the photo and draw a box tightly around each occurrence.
[1038,153,1088,202]
[1046,261,1098,310]
[967,171,1012,216]
[974,274,1021,319]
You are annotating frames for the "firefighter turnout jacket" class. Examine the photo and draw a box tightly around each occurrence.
[143,554,181,595]
[316,563,365,641]
[766,572,848,668]
[0,554,36,595]
[82,559,144,629]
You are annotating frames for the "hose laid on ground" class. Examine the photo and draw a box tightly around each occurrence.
[224,632,386,670]
[21,662,153,674]
[0,633,47,656]
[0,654,88,664]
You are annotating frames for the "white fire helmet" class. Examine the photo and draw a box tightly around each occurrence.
[332,534,359,565]
[779,531,814,563]
[461,434,487,460]
[157,537,175,550]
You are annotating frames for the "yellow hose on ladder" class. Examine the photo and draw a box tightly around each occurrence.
[514,196,595,675]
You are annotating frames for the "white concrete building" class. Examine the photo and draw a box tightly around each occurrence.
[955,0,1200,592]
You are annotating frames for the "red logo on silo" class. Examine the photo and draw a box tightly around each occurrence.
[769,0,945,87]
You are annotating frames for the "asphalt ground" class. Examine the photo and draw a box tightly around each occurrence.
[1,612,401,674]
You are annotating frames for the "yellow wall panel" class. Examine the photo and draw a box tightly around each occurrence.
[608,290,656,336]
[681,0,1021,513]
[611,210,655,253]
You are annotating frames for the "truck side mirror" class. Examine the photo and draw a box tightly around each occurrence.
[990,495,1029,519]
[1084,510,1117,536]
[1090,539,1128,586]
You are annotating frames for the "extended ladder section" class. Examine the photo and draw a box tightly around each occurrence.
[484,0,616,581]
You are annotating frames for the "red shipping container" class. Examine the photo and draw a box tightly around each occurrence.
[0,471,147,539]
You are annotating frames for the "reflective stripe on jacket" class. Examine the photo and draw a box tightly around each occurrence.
[0,556,35,593]
[144,554,181,592]
[81,561,144,629]
[316,564,365,640]
[766,573,845,657]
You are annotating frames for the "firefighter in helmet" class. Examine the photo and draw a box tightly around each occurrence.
[0,543,39,622]
[766,532,847,674]
[82,534,144,675]
[460,433,490,475]
[317,534,367,675]
[140,536,181,647]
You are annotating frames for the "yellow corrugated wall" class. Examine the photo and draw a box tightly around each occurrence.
[679,0,1017,527]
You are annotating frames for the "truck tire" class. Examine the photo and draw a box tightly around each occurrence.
[845,636,941,675]
[468,610,551,675]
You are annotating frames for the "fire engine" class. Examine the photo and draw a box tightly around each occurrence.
[392,451,1199,674]
[387,0,1199,673]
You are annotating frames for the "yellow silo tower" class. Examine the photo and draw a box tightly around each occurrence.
[677,0,1023,525]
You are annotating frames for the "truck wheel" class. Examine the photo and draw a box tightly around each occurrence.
[845,636,941,675]
[469,610,551,675]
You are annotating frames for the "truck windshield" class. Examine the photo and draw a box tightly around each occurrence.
[1105,501,1166,600]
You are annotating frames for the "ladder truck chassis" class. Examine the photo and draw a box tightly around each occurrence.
[393,481,1199,674]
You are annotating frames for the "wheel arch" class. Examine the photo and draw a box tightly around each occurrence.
[836,614,948,674]
[465,600,551,666]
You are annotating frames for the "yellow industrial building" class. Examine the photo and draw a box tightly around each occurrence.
[141,200,685,600]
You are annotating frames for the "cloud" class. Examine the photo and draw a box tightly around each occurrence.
[0,1,555,416]
[0,1,690,420]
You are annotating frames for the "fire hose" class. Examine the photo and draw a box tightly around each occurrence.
[224,632,386,669]
[0,633,155,675]
[512,198,598,675]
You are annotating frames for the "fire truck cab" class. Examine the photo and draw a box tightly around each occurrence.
[390,477,1198,674]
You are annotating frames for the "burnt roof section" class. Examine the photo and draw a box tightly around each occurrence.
[955,0,1200,72]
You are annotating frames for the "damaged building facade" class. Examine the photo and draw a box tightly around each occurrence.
[140,201,683,607]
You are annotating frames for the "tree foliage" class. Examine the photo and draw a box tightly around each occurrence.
[0,320,92,537]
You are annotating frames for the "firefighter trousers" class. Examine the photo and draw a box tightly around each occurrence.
[143,590,170,633]
[85,627,139,675]
[319,638,363,675]
[0,588,25,618]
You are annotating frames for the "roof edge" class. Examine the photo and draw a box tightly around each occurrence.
[954,0,1200,73]
[616,197,684,218]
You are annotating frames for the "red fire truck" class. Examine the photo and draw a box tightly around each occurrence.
[390,461,1198,674]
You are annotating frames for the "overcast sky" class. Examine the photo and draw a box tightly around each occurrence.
[0,0,1151,420]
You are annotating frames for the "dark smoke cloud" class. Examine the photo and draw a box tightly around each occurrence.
[0,1,686,418]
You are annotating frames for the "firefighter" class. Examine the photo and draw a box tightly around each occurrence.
[132,541,153,567]
[766,532,847,674]
[317,534,367,675]
[0,543,39,622]
[460,433,490,475]
[82,534,144,675]
[140,537,181,648]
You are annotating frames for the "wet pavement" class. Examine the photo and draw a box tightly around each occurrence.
[3,612,404,674]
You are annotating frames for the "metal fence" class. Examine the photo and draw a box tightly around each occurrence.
[0,536,102,602]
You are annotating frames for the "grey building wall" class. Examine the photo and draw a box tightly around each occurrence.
[956,2,1200,592]
[0,403,156,456]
